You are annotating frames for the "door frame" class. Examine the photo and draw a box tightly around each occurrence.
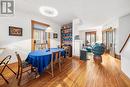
[31,20,50,50]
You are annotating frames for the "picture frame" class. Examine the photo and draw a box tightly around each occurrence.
[9,26,22,36]
[53,33,58,38]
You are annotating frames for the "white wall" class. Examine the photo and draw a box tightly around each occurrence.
[119,14,130,51]
[119,14,130,78]
[72,19,85,56]
[121,39,130,78]
[0,11,61,63]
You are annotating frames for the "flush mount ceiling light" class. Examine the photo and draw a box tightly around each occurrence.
[39,6,58,17]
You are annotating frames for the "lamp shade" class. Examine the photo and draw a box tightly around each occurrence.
[45,27,53,32]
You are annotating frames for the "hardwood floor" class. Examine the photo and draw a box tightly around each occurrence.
[0,53,130,87]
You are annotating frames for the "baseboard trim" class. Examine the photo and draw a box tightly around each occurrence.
[115,53,121,60]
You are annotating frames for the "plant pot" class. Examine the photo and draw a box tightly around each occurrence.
[93,55,102,64]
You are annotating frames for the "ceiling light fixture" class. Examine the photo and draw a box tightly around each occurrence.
[39,6,58,17]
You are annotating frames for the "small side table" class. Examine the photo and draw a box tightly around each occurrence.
[80,49,87,61]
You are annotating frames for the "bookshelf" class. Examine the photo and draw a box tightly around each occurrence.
[61,23,72,46]
[61,23,72,57]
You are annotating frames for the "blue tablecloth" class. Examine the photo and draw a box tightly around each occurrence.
[26,48,66,74]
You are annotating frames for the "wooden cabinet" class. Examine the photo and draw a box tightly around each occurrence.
[80,49,87,61]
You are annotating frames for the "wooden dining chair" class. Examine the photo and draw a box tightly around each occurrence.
[47,51,62,77]
[0,55,16,84]
[63,46,69,57]
[15,52,37,85]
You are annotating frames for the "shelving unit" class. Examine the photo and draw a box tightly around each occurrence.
[61,23,72,57]
[61,23,72,46]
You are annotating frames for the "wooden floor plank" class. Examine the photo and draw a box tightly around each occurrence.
[0,54,130,87]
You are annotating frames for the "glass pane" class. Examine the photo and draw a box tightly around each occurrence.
[34,29,47,50]
[87,34,90,45]
[34,30,41,43]
[91,33,95,45]
[102,32,106,45]
[42,31,46,43]
[109,32,113,44]
[34,30,47,43]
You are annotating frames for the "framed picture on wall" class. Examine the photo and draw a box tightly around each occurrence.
[9,26,22,36]
[53,33,58,38]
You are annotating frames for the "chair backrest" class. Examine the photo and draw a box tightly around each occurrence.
[0,55,11,73]
[15,52,22,67]
[0,55,11,65]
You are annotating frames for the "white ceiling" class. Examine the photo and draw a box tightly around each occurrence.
[16,0,130,27]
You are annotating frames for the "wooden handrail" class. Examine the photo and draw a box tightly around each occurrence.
[120,34,130,53]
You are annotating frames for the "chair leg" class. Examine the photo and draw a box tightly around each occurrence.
[35,71,37,78]
[51,62,54,77]
[16,67,20,79]
[58,58,61,72]
[18,68,22,86]
[0,74,9,84]
[31,66,34,72]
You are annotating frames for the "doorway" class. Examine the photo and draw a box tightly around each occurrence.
[31,20,50,50]
[102,28,116,57]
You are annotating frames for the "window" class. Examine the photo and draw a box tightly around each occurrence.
[34,29,47,50]
[85,31,96,45]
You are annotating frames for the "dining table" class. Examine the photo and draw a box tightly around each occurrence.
[26,48,66,74]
